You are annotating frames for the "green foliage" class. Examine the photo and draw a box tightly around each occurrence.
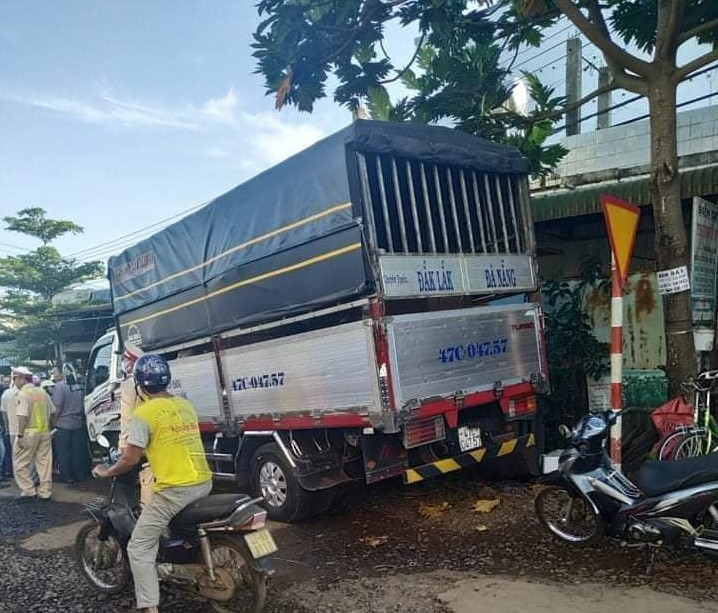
[252,0,568,177]
[4,207,83,245]
[252,1,716,180]
[541,257,609,421]
[0,209,103,362]
[609,0,718,53]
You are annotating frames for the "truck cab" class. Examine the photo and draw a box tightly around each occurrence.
[84,330,122,444]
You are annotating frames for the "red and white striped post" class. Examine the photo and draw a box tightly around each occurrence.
[601,194,640,470]
[609,252,623,468]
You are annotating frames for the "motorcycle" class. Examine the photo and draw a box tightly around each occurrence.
[75,435,274,613]
[535,409,718,565]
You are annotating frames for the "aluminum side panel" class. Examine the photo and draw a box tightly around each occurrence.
[223,321,380,418]
[386,304,543,408]
[167,353,224,421]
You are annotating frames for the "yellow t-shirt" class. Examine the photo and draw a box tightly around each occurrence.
[129,396,211,492]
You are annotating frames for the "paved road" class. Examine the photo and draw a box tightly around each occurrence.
[1,477,717,612]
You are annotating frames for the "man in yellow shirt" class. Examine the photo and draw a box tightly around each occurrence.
[12,366,54,499]
[92,354,212,613]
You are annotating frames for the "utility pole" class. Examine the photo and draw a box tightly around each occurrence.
[597,67,612,130]
[566,37,582,136]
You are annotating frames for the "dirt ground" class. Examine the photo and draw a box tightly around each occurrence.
[3,470,718,612]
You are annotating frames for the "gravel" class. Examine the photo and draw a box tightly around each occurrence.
[0,473,717,612]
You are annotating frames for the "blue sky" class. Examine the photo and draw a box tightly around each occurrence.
[0,3,714,272]
[0,2,354,263]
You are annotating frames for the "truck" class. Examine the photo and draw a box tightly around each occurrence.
[84,120,548,522]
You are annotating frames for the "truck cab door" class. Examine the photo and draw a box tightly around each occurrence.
[84,334,121,442]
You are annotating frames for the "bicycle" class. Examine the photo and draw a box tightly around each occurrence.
[657,370,718,461]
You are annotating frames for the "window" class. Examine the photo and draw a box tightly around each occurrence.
[86,341,113,394]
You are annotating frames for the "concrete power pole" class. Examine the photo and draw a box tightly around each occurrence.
[597,67,612,130]
[566,37,582,136]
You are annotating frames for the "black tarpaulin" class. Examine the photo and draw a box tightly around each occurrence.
[107,120,528,349]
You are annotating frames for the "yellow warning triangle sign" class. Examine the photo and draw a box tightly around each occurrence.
[601,194,640,287]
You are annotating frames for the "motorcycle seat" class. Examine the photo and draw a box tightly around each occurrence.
[171,493,253,527]
[632,453,718,497]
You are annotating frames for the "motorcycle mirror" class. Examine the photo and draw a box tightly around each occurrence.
[95,434,111,449]
[558,424,572,439]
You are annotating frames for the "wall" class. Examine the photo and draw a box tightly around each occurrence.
[557,106,718,178]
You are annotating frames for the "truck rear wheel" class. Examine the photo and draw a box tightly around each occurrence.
[250,443,312,523]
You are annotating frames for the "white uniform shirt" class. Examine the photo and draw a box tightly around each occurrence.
[0,386,19,435]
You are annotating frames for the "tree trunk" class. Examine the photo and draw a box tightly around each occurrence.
[647,76,695,395]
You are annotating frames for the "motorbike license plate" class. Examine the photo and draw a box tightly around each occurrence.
[458,426,482,452]
[244,529,278,559]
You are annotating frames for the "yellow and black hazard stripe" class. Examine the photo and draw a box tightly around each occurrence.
[403,433,535,484]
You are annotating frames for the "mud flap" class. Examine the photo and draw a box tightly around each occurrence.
[362,433,408,484]
[403,433,536,484]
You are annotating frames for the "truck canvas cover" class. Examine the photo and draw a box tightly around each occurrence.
[108,120,529,349]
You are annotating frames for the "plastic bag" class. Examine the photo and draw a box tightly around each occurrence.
[650,396,693,438]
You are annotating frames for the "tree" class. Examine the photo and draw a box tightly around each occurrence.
[4,207,83,245]
[0,209,103,363]
[253,0,568,178]
[252,0,718,393]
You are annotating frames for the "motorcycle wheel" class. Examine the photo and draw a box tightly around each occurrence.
[535,486,604,546]
[75,521,131,595]
[207,535,267,613]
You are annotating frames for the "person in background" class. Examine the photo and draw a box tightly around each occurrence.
[0,377,8,488]
[1,372,19,482]
[0,376,13,479]
[13,366,54,499]
[118,342,154,505]
[51,366,87,483]
[119,342,143,451]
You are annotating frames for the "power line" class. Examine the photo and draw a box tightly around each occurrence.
[510,22,573,62]
[614,90,718,127]
[0,242,31,253]
[66,200,208,259]
[511,38,571,72]
[551,63,717,134]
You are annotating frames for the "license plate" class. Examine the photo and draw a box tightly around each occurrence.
[458,426,482,452]
[244,529,278,559]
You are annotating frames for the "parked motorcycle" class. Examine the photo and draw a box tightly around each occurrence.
[75,435,274,612]
[536,409,718,563]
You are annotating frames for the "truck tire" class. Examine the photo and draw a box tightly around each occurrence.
[250,443,312,523]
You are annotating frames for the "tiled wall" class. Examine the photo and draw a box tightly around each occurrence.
[557,106,718,178]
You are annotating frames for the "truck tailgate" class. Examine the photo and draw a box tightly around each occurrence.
[386,303,544,408]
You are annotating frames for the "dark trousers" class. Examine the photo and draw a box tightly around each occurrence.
[2,434,12,477]
[55,427,89,482]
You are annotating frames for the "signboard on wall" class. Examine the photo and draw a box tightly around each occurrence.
[657,266,691,295]
[690,196,718,325]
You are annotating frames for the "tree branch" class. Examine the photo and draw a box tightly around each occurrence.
[535,80,619,122]
[678,18,718,46]
[552,0,653,78]
[379,32,426,85]
[656,0,684,60]
[674,50,718,83]
[581,0,644,93]
[609,67,648,95]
